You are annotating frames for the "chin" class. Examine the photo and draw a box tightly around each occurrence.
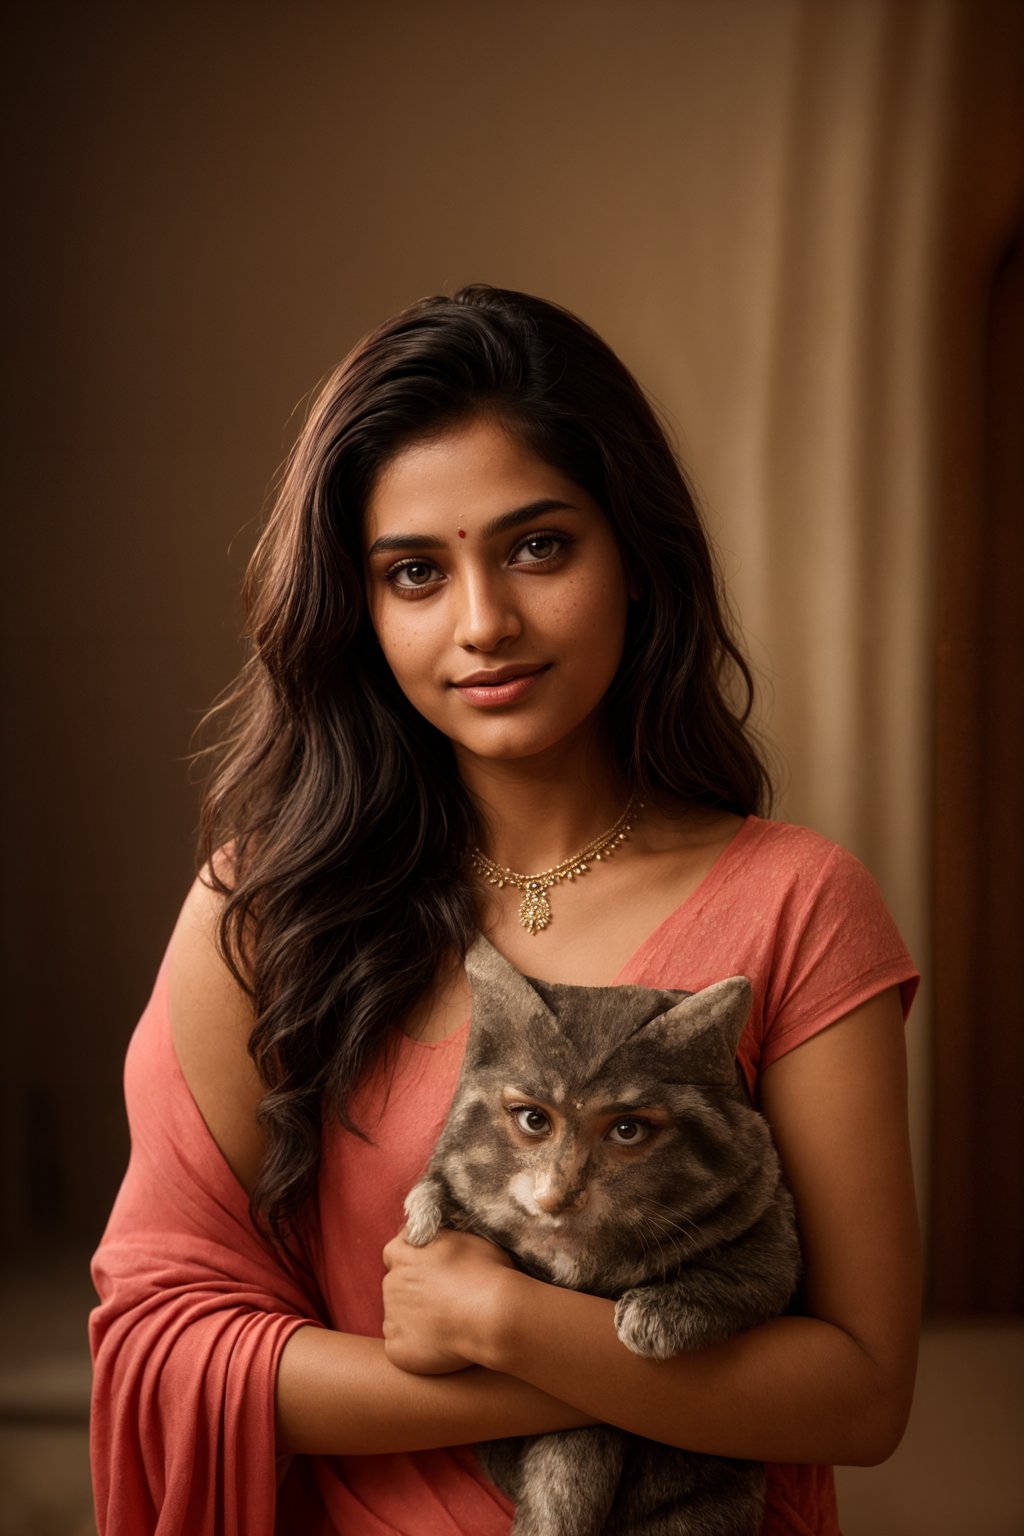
[450,711,607,766]
[462,734,566,764]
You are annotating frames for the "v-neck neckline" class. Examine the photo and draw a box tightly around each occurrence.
[398,815,762,1049]
[608,813,759,984]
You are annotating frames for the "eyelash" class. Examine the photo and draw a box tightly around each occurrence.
[383,530,573,596]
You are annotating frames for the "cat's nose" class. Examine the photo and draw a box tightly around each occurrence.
[534,1178,588,1214]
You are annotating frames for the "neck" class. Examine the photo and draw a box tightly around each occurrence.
[457,727,633,873]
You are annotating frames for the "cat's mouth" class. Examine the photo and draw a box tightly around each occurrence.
[520,1212,594,1250]
[517,1228,633,1293]
[529,1217,575,1238]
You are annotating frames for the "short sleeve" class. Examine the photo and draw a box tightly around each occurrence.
[760,844,920,1071]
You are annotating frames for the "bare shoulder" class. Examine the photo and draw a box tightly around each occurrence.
[167,866,266,1194]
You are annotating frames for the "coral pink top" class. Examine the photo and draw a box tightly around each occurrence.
[91,817,919,1535]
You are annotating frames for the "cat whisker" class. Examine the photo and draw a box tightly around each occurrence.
[631,1198,703,1244]
[627,1200,704,1261]
[631,1218,656,1270]
[627,1209,678,1271]
[652,1214,701,1243]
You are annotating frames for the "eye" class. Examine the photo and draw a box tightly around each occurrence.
[386,559,443,591]
[606,1119,651,1146]
[511,1106,551,1136]
[509,532,570,566]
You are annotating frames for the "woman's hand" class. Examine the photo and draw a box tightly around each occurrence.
[382,1226,516,1375]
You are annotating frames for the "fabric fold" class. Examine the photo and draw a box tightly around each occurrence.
[89,951,324,1536]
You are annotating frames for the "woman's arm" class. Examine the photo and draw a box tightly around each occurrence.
[276,1326,592,1455]
[170,873,592,1457]
[382,987,921,1467]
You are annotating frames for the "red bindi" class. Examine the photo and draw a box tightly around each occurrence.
[457,527,466,538]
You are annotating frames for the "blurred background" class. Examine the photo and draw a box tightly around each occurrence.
[1,1,1021,1532]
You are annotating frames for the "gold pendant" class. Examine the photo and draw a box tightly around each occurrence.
[518,882,552,935]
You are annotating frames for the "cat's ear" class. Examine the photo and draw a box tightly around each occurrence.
[641,976,752,1082]
[464,933,556,1032]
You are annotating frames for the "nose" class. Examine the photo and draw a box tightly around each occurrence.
[533,1172,589,1215]
[452,569,522,652]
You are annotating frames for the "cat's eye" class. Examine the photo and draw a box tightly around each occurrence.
[511,1107,551,1136]
[607,1119,651,1145]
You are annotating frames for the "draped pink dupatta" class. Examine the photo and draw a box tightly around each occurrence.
[89,953,324,1535]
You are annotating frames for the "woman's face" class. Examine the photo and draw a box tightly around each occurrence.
[363,416,634,772]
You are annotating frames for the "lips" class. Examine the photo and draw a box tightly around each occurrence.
[451,663,551,708]
[451,664,549,688]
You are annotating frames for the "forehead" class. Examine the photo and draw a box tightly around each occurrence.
[363,417,598,542]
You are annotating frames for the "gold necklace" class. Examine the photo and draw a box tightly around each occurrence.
[470,795,643,935]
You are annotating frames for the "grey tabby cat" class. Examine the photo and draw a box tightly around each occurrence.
[404,935,801,1536]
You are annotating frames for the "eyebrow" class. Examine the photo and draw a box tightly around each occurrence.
[504,1083,554,1105]
[365,498,580,559]
[503,1089,665,1118]
[599,1102,666,1117]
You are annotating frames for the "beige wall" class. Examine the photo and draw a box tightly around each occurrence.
[2,0,1017,1250]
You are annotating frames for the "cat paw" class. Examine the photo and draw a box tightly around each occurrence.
[403,1180,445,1247]
[614,1289,683,1359]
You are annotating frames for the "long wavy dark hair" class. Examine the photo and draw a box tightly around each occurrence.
[198,284,772,1240]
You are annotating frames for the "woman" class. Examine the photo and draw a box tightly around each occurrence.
[90,285,921,1535]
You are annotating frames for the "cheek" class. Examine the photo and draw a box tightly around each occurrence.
[380,627,426,668]
[369,595,411,651]
[542,567,630,663]
[371,609,439,697]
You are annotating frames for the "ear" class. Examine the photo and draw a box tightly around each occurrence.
[639,976,752,1082]
[464,933,556,1033]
